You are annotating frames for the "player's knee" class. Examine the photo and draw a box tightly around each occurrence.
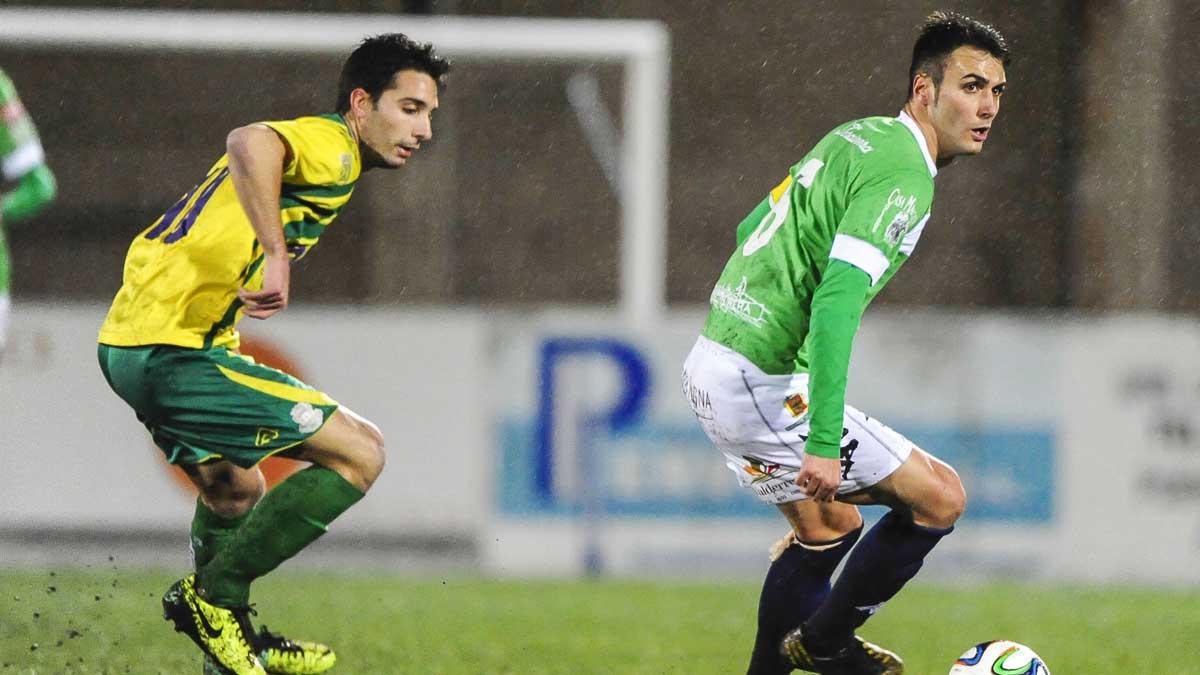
[203,484,263,519]
[930,466,967,527]
[352,418,386,490]
[198,467,265,518]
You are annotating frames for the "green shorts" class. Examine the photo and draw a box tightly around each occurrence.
[98,343,339,468]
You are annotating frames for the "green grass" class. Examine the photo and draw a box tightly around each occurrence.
[1,567,1196,674]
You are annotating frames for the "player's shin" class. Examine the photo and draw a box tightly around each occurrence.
[801,509,951,653]
[196,465,365,607]
[191,498,252,570]
[747,526,862,675]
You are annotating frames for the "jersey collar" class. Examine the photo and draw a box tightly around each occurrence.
[897,110,938,177]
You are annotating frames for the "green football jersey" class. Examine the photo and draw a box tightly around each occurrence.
[702,112,937,376]
[0,68,48,294]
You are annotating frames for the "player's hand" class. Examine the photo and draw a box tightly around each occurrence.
[238,253,290,319]
[795,454,841,502]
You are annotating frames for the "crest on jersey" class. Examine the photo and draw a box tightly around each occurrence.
[873,188,919,246]
[290,402,325,434]
[338,154,353,182]
[884,210,912,245]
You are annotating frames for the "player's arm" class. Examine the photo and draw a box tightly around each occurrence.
[794,260,871,501]
[1,164,55,226]
[795,168,931,501]
[0,70,56,229]
[226,124,293,319]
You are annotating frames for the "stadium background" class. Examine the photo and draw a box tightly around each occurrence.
[2,2,1199,673]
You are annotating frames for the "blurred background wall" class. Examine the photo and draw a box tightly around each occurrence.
[6,0,1193,312]
[2,1,1199,582]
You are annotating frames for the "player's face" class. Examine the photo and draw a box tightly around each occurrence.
[928,46,1006,160]
[354,69,439,170]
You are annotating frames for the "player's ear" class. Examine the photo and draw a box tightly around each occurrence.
[912,73,933,107]
[349,88,375,116]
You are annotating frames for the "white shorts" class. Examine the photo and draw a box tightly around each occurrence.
[682,335,914,505]
[0,293,8,353]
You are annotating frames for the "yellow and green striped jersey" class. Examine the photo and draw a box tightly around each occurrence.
[99,114,360,350]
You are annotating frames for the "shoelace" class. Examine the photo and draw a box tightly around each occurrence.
[257,625,302,652]
[227,604,261,649]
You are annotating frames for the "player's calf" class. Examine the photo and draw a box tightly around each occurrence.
[796,509,952,657]
[749,526,862,675]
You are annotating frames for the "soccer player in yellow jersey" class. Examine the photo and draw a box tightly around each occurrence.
[97,35,448,675]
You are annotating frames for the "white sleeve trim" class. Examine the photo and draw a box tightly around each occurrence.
[829,234,890,286]
[898,212,931,256]
[2,141,44,181]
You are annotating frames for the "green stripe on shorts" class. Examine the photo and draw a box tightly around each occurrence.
[98,343,338,468]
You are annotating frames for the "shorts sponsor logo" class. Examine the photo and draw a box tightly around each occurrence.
[743,456,792,487]
[255,427,280,447]
[784,393,808,417]
[290,402,324,434]
[755,480,790,497]
[711,276,772,328]
[681,371,712,415]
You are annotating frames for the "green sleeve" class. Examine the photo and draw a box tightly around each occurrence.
[2,164,56,223]
[805,259,871,459]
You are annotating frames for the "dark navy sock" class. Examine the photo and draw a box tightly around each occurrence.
[746,526,862,675]
[802,510,952,654]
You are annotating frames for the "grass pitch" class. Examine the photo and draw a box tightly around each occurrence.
[1,566,1195,674]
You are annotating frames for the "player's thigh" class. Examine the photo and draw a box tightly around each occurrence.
[776,499,863,542]
[283,406,385,489]
[860,447,966,527]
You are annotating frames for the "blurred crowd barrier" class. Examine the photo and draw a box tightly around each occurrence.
[3,303,1197,583]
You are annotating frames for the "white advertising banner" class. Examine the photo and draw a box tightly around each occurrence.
[0,303,491,539]
[483,309,1062,578]
[1053,317,1200,583]
[2,303,1198,582]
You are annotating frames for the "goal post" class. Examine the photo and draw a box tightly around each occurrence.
[0,7,670,323]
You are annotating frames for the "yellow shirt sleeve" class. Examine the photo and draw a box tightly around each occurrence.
[260,116,359,187]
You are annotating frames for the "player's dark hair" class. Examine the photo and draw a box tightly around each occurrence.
[907,11,1009,99]
[335,33,450,112]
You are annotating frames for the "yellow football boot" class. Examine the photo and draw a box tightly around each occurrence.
[256,626,336,675]
[781,625,904,675]
[162,574,266,675]
[203,625,336,675]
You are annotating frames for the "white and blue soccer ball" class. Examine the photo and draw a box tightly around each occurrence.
[949,640,1050,674]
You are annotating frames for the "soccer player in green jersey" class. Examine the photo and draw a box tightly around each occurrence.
[0,67,57,357]
[682,12,1009,675]
[97,35,447,675]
